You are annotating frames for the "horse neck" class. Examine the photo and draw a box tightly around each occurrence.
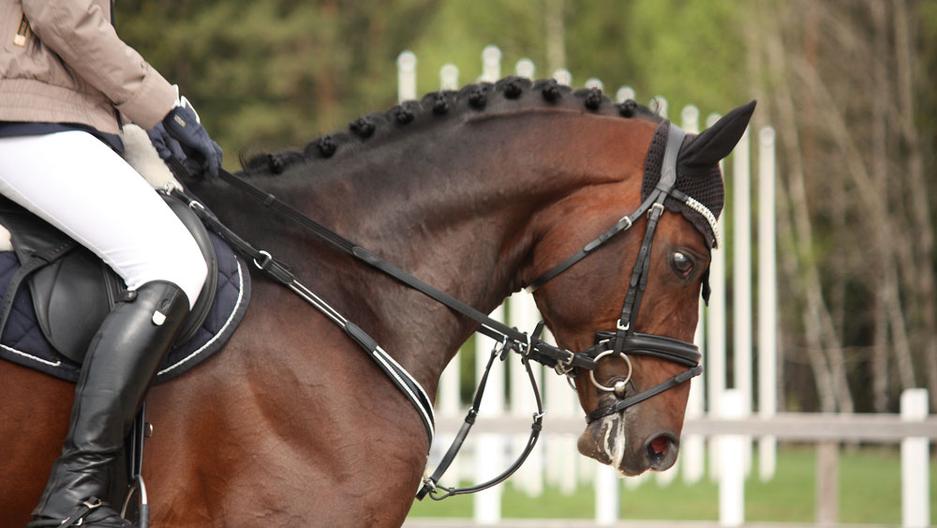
[198,110,635,394]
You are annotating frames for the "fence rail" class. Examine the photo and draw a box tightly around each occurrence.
[425,390,933,527]
[434,413,937,441]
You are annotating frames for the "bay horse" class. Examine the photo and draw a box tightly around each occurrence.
[0,78,753,527]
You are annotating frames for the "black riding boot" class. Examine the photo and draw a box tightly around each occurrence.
[28,281,190,528]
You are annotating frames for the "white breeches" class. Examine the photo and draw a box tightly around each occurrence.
[0,131,207,308]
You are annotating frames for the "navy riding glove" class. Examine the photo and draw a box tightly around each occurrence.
[161,96,223,177]
[147,123,203,177]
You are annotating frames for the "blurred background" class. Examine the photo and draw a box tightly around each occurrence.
[118,1,937,525]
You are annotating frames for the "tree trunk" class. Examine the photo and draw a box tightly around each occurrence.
[894,0,937,407]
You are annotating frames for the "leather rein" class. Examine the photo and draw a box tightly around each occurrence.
[172,119,705,501]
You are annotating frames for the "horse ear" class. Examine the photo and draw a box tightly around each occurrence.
[678,100,756,170]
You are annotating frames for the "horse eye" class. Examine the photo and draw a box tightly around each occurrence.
[671,251,695,277]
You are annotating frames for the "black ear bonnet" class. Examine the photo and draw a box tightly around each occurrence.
[640,101,756,249]
[641,122,724,248]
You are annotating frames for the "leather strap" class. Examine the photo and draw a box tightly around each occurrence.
[174,189,438,445]
[526,193,656,291]
[589,331,701,367]
[58,497,104,527]
[211,169,596,371]
[586,365,703,423]
[527,124,686,292]
[417,335,544,501]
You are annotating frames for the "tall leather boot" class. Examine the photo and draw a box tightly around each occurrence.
[28,281,190,528]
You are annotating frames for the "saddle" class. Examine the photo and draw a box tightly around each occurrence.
[0,191,252,383]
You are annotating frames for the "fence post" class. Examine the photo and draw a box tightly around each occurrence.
[474,305,505,524]
[595,465,619,525]
[481,45,501,83]
[719,390,745,527]
[436,59,463,484]
[515,58,536,80]
[397,51,417,103]
[508,292,544,496]
[901,389,930,528]
[682,105,706,485]
[815,442,839,525]
[584,78,603,90]
[440,64,459,91]
[733,124,753,476]
[615,86,635,103]
[707,112,727,480]
[544,327,578,494]
[757,126,778,481]
[615,86,634,103]
[553,69,572,86]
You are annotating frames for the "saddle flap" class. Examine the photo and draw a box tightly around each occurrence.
[31,250,114,365]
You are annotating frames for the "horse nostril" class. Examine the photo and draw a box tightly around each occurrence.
[649,436,670,456]
[644,432,679,470]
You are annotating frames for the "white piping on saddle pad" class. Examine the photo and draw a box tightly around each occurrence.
[156,258,246,377]
[0,125,180,253]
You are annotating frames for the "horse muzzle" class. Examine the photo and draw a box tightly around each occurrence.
[577,404,681,475]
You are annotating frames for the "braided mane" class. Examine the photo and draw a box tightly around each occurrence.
[242,76,662,176]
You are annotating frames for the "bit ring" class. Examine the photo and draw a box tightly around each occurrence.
[588,350,633,395]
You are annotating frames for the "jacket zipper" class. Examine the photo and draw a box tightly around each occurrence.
[13,14,30,47]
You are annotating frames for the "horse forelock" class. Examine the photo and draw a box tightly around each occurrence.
[240,76,664,178]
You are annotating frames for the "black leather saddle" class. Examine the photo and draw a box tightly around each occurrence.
[0,192,218,365]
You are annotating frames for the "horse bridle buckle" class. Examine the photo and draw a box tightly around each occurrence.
[253,250,273,270]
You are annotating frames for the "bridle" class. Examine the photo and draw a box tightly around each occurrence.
[527,122,704,424]
[172,118,709,501]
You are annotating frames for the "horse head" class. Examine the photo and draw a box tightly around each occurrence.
[527,101,755,476]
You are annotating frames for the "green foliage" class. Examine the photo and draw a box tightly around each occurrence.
[117,0,750,168]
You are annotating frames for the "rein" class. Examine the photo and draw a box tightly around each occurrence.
[170,167,591,500]
[171,118,705,501]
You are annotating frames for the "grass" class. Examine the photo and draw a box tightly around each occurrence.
[408,445,937,525]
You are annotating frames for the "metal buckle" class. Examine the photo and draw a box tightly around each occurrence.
[554,360,573,376]
[66,498,103,527]
[616,319,630,332]
[421,476,437,493]
[649,202,664,216]
[253,250,273,270]
[187,200,206,212]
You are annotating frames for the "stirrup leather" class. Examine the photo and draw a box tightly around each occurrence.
[58,497,105,526]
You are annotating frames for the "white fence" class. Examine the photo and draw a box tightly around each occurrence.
[396,47,934,527]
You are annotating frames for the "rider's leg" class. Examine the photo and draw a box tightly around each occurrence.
[0,130,207,527]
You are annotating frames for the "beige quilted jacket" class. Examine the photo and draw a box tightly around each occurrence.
[0,0,175,134]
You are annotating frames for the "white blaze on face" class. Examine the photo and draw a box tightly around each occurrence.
[598,413,627,473]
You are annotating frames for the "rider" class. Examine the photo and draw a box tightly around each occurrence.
[0,1,222,526]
